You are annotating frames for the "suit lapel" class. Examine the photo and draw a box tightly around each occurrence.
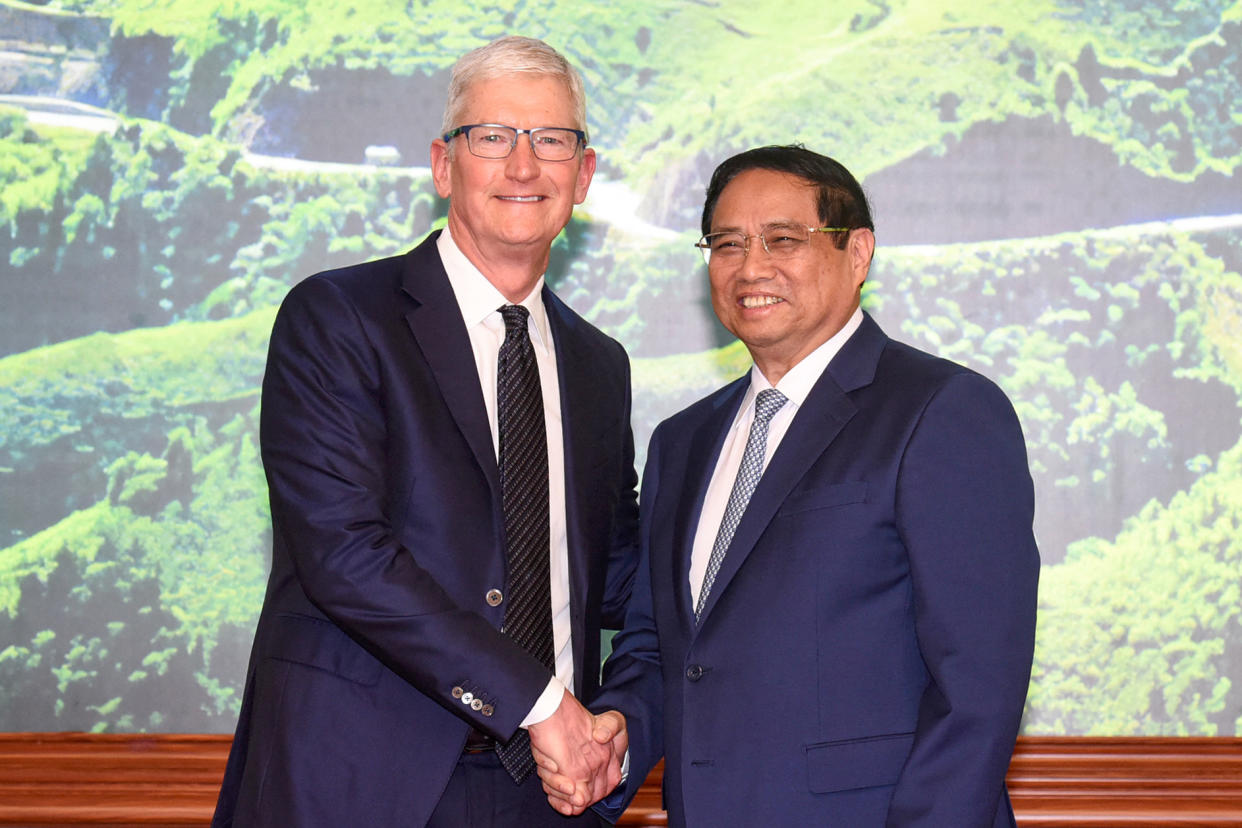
[694,314,888,625]
[544,290,598,679]
[675,379,747,632]
[399,233,500,497]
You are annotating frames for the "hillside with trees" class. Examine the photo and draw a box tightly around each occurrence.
[2,0,1240,733]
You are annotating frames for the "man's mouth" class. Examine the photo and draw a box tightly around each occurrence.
[740,295,784,309]
[498,195,544,202]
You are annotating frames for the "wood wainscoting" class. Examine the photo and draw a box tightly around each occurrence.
[1,734,1239,826]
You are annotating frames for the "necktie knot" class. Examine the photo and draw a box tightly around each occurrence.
[754,388,787,425]
[499,304,529,336]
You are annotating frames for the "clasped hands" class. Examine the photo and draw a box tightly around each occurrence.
[527,690,627,816]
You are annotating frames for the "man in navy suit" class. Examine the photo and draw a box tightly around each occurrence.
[213,36,636,827]
[541,145,1039,826]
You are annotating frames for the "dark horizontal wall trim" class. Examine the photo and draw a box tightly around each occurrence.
[1,734,1240,826]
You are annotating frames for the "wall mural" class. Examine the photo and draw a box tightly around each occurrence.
[1,0,1240,735]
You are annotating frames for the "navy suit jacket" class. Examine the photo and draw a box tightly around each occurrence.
[595,313,1038,827]
[213,232,639,827]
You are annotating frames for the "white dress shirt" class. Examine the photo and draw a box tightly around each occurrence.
[437,228,570,727]
[689,307,864,606]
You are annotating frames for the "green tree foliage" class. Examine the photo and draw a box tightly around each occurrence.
[52,0,678,158]
[1,116,256,351]
[26,1,1242,196]
[0,409,268,730]
[1063,2,1242,178]
[0,308,274,609]
[863,224,1242,560]
[3,0,1241,736]
[0,108,84,229]
[1026,437,1242,734]
[624,1,1242,222]
[0,114,439,354]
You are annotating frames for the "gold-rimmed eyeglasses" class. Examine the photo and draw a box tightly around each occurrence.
[695,224,851,266]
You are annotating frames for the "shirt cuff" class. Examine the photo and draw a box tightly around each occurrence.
[519,677,565,728]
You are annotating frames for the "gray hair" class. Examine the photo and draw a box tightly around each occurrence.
[440,36,588,140]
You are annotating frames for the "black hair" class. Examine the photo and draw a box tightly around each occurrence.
[701,145,874,249]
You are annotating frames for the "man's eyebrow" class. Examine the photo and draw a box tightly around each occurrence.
[709,219,806,233]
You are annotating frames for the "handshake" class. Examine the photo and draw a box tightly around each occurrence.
[527,690,628,817]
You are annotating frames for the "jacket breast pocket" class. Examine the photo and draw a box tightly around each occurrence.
[778,481,867,517]
[805,731,914,793]
[266,612,384,686]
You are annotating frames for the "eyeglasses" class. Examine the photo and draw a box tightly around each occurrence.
[442,123,587,161]
[695,224,851,266]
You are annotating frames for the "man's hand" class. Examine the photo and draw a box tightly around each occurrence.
[533,702,627,816]
[527,690,626,815]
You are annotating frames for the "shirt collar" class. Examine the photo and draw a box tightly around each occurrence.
[747,305,864,408]
[437,225,551,349]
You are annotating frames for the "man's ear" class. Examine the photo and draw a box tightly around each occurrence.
[573,147,597,205]
[430,139,452,199]
[849,227,876,285]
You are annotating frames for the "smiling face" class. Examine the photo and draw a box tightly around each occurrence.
[430,73,595,298]
[707,168,874,383]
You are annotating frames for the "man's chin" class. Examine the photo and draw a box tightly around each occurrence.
[729,314,789,342]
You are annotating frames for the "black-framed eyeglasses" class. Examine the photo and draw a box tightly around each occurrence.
[442,123,587,161]
[694,224,851,266]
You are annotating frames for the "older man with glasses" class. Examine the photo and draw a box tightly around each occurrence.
[543,145,1039,827]
[212,36,637,828]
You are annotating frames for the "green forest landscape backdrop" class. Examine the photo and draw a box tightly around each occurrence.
[1,0,1241,736]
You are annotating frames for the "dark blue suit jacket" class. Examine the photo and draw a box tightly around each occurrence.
[213,232,639,827]
[596,313,1038,827]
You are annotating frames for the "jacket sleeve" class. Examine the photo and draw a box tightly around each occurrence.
[886,371,1040,827]
[597,342,641,632]
[260,275,551,741]
[590,424,668,822]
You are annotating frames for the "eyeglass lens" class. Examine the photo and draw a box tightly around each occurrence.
[702,225,813,264]
[464,125,581,161]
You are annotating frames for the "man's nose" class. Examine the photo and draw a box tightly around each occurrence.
[738,235,775,277]
[505,135,540,179]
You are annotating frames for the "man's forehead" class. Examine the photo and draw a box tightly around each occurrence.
[715,170,817,213]
[461,73,571,106]
[453,78,579,137]
[711,192,819,231]
[709,219,810,233]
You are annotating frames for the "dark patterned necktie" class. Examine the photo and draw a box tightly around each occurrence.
[494,304,554,783]
[695,388,787,621]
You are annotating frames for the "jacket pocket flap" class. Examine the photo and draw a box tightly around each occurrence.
[267,612,384,686]
[805,731,914,794]
[779,481,867,516]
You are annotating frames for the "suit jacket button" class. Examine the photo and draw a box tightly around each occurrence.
[481,704,494,717]
[686,664,704,682]
[486,589,503,607]
[451,686,464,699]
[461,691,474,705]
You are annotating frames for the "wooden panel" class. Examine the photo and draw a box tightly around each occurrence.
[0,733,226,825]
[1006,737,1242,827]
[1,734,1239,826]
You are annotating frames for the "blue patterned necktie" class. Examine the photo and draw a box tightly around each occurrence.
[494,304,554,783]
[695,388,788,621]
